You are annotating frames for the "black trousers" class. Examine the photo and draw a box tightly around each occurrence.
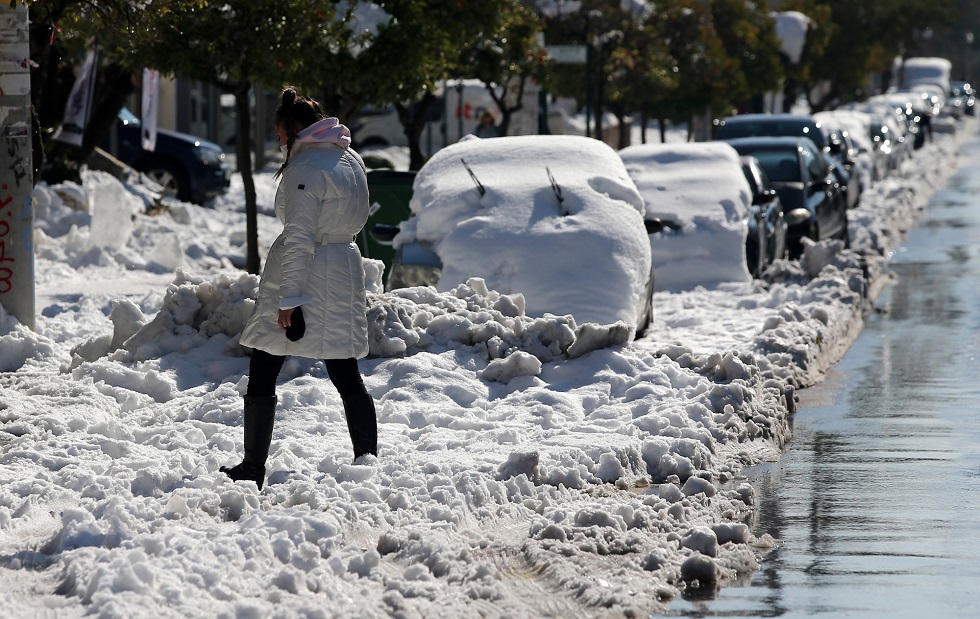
[246,348,378,458]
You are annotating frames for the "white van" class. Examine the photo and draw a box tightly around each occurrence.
[900,57,952,96]
[353,79,518,151]
[352,79,626,153]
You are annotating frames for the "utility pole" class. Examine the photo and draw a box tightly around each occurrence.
[966,32,974,84]
[0,3,35,330]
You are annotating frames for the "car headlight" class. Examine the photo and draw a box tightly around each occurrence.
[784,208,811,226]
[196,146,226,166]
[389,264,441,289]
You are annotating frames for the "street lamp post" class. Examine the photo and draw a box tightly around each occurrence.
[966,32,974,85]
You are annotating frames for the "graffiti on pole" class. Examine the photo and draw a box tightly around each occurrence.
[0,3,35,329]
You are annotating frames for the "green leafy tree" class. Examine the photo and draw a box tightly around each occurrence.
[457,0,549,137]
[800,1,877,109]
[313,0,497,171]
[772,1,833,112]
[769,0,958,110]
[274,1,392,125]
[533,1,609,140]
[27,1,154,180]
[646,0,734,138]
[604,7,678,144]
[709,0,783,114]
[858,0,957,92]
[139,0,345,274]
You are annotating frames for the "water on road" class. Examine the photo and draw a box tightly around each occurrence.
[665,133,980,618]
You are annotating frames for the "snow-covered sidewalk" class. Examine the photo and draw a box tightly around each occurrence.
[0,117,970,618]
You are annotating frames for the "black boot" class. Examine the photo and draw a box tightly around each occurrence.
[220,395,277,489]
[342,392,378,460]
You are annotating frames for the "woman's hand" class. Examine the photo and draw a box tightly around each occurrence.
[277,308,294,330]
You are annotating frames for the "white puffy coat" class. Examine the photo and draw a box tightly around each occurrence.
[239,119,370,359]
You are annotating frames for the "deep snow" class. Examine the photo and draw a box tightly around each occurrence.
[0,112,970,618]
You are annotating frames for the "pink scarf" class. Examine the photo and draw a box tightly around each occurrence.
[295,117,351,148]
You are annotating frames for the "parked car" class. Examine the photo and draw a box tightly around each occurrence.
[900,56,952,98]
[813,111,870,206]
[815,109,882,186]
[839,101,914,175]
[713,113,860,210]
[867,92,930,149]
[949,81,976,117]
[375,134,658,336]
[102,108,230,205]
[619,141,754,292]
[721,136,848,258]
[740,155,788,277]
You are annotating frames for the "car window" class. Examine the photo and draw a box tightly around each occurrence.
[118,107,141,126]
[715,123,759,139]
[756,163,774,190]
[749,151,799,183]
[799,124,825,149]
[803,146,828,180]
[718,119,828,151]
[741,163,761,194]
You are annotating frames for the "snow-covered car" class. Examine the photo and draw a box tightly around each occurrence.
[837,101,914,177]
[813,109,878,188]
[949,81,976,117]
[380,134,657,335]
[619,141,753,291]
[867,92,931,149]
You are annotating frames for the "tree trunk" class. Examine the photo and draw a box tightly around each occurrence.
[782,78,797,113]
[46,61,135,180]
[592,76,604,142]
[235,83,261,275]
[81,63,135,159]
[398,92,436,171]
[615,109,628,149]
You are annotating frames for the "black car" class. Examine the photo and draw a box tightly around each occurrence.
[739,155,788,277]
[722,137,848,259]
[102,108,230,204]
[818,117,865,208]
[714,112,860,210]
[950,81,976,117]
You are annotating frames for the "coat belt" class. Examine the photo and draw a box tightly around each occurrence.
[316,234,354,244]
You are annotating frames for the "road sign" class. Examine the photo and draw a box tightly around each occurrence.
[546,45,588,64]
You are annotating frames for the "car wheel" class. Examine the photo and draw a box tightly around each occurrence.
[635,267,655,338]
[793,222,818,259]
[141,160,190,202]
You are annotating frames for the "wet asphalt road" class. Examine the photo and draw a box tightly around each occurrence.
[665,130,980,618]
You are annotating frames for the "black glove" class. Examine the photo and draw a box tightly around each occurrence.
[285,306,306,341]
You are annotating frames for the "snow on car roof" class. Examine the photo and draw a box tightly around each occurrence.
[619,141,753,291]
[396,134,651,328]
[619,141,750,224]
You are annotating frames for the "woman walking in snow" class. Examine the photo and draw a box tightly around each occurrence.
[221,87,377,490]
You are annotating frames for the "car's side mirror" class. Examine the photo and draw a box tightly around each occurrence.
[371,223,400,245]
[753,188,777,205]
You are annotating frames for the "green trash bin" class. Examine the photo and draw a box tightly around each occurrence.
[358,169,417,280]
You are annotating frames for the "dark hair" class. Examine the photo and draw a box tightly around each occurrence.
[275,86,326,178]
